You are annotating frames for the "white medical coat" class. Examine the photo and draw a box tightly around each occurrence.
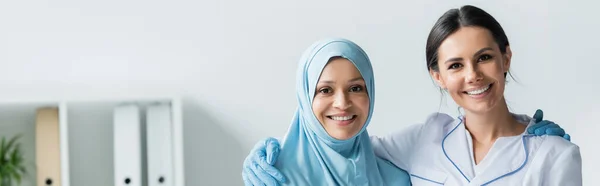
[371,112,582,186]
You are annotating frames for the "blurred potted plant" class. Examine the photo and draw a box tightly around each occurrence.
[0,134,26,186]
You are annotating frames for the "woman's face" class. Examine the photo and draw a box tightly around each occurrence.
[431,26,512,114]
[312,57,370,140]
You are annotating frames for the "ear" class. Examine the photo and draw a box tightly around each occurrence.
[430,69,447,89]
[503,45,512,73]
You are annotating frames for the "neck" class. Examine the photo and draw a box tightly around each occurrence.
[323,133,359,157]
[463,98,524,144]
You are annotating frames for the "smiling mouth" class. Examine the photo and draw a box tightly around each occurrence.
[327,115,357,121]
[464,83,493,95]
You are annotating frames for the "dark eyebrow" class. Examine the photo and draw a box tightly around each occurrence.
[444,47,494,64]
[473,47,493,58]
[319,77,364,84]
[444,57,463,64]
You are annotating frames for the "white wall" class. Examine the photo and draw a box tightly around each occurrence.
[1,0,598,185]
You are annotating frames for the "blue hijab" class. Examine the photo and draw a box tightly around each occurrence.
[275,38,410,185]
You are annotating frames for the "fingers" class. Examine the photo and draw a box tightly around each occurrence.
[265,138,280,165]
[262,165,285,183]
[528,120,550,134]
[253,161,282,186]
[246,137,285,184]
[253,139,269,156]
[533,109,543,122]
[242,172,253,186]
[534,123,558,136]
[527,120,571,141]
[243,155,262,186]
[545,128,566,136]
[252,148,286,183]
[243,137,276,186]
[564,134,571,141]
[245,164,266,186]
[252,143,271,170]
[265,138,285,182]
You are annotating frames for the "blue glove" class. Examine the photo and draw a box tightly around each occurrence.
[527,109,571,141]
[242,137,285,186]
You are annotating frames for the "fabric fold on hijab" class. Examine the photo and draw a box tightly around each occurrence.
[274,38,410,185]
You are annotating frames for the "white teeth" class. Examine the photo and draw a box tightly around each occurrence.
[466,85,490,95]
[331,115,354,121]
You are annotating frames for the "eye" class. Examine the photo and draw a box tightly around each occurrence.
[477,54,493,62]
[318,87,333,94]
[448,63,462,69]
[349,85,364,92]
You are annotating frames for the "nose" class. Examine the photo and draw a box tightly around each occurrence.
[465,64,483,83]
[332,92,352,110]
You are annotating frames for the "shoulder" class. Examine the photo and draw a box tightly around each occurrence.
[541,136,580,152]
[423,112,459,129]
[526,135,582,180]
[423,112,455,126]
[522,136,582,185]
[529,135,581,160]
[420,112,462,136]
[510,112,581,157]
[378,112,456,138]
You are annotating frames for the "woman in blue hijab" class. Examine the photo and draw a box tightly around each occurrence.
[246,38,411,185]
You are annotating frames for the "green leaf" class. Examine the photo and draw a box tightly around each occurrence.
[4,135,21,155]
[0,134,26,184]
[10,146,19,166]
[0,137,6,163]
[12,171,21,184]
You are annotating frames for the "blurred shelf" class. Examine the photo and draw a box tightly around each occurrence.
[0,96,185,186]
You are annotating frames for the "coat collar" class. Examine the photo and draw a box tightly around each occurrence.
[441,116,531,185]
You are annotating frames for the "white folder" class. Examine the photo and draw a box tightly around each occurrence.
[146,103,174,186]
[36,107,62,186]
[113,104,142,186]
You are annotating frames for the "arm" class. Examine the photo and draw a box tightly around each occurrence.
[370,112,455,170]
[370,123,424,171]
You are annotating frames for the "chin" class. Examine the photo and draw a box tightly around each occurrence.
[463,99,501,114]
[464,105,493,114]
[459,95,504,115]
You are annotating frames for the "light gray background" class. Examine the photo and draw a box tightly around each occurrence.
[0,0,598,185]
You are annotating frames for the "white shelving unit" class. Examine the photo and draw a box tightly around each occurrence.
[0,96,185,186]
